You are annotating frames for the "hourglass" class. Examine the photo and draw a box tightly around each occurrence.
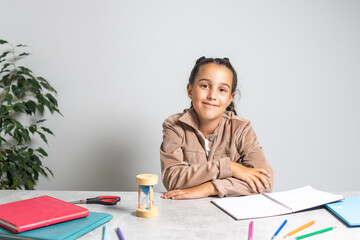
[136,174,158,218]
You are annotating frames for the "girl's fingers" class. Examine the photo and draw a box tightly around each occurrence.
[256,168,271,178]
[259,174,270,188]
[231,164,271,192]
[249,170,271,192]
[250,176,263,193]
[253,172,270,188]
[162,190,182,199]
[245,177,257,193]
[172,193,186,200]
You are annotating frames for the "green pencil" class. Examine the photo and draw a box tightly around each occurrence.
[295,227,335,239]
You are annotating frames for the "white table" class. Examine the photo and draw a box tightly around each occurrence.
[0,190,359,239]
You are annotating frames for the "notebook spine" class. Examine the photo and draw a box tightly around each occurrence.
[262,194,293,212]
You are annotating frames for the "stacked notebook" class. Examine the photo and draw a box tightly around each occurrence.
[0,212,112,240]
[0,196,112,239]
[325,196,360,227]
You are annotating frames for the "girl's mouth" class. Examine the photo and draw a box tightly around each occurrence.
[202,102,219,108]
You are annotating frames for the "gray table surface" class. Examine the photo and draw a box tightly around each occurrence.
[0,190,359,240]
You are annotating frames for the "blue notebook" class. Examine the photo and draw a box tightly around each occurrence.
[325,197,360,227]
[0,211,112,240]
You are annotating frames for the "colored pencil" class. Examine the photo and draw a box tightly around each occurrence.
[271,220,287,239]
[248,221,254,240]
[102,224,108,240]
[283,221,315,238]
[295,227,335,239]
[116,227,125,240]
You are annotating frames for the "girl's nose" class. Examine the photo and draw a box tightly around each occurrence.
[207,89,216,100]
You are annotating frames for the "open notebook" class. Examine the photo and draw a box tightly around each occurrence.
[211,186,343,220]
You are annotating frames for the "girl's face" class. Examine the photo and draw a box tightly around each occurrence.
[187,63,235,125]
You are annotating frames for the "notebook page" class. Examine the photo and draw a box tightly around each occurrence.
[266,186,343,212]
[211,194,291,220]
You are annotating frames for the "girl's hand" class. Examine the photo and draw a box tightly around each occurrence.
[161,182,218,200]
[230,161,271,193]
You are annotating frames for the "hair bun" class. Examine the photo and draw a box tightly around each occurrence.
[196,56,206,64]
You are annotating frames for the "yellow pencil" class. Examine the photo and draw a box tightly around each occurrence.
[283,221,315,238]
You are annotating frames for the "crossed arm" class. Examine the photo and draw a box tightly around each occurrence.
[161,161,271,200]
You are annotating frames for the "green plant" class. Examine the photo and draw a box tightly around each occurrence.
[0,39,60,189]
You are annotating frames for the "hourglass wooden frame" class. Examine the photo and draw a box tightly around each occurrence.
[136,174,158,218]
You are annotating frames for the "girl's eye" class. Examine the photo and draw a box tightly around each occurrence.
[201,84,209,89]
[219,88,227,93]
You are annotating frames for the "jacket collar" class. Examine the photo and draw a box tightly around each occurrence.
[179,108,199,131]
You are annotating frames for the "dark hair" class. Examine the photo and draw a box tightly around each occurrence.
[189,56,239,115]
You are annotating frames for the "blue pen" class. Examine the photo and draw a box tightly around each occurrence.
[116,227,125,240]
[271,219,287,240]
[102,224,108,240]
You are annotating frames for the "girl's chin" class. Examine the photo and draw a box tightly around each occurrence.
[196,112,222,122]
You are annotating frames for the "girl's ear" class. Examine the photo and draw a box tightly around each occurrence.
[228,92,235,105]
[187,83,193,99]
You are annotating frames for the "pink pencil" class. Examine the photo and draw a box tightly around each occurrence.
[249,221,254,240]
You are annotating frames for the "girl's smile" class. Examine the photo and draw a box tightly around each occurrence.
[202,102,219,108]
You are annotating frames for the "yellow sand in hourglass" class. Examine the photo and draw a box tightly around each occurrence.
[136,174,158,218]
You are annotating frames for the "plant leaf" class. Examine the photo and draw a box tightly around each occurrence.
[15,44,27,48]
[5,125,15,134]
[5,93,13,103]
[45,93,58,107]
[36,119,46,124]
[37,104,44,114]
[21,128,31,142]
[37,131,47,144]
[45,166,54,177]
[25,100,37,115]
[36,147,48,157]
[13,102,28,113]
[41,127,54,136]
[1,63,11,73]
[29,126,36,134]
[0,51,10,59]
[38,77,56,93]
[2,74,11,86]
[18,52,30,57]
[13,120,24,129]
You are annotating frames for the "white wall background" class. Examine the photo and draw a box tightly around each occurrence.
[1,0,359,193]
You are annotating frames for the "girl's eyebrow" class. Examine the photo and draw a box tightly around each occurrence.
[220,82,231,89]
[198,79,210,83]
[198,79,231,89]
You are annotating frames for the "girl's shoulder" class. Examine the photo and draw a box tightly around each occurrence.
[223,111,250,126]
[162,108,198,131]
[163,109,189,125]
[222,111,258,136]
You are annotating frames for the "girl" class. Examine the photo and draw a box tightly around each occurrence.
[160,56,273,200]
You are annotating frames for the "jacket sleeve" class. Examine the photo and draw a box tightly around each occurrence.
[160,119,232,191]
[211,122,274,197]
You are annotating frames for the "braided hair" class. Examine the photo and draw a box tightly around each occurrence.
[188,56,239,115]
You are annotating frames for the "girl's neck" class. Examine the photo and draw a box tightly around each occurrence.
[198,118,221,137]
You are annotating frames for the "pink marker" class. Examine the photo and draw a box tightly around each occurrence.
[249,221,254,240]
